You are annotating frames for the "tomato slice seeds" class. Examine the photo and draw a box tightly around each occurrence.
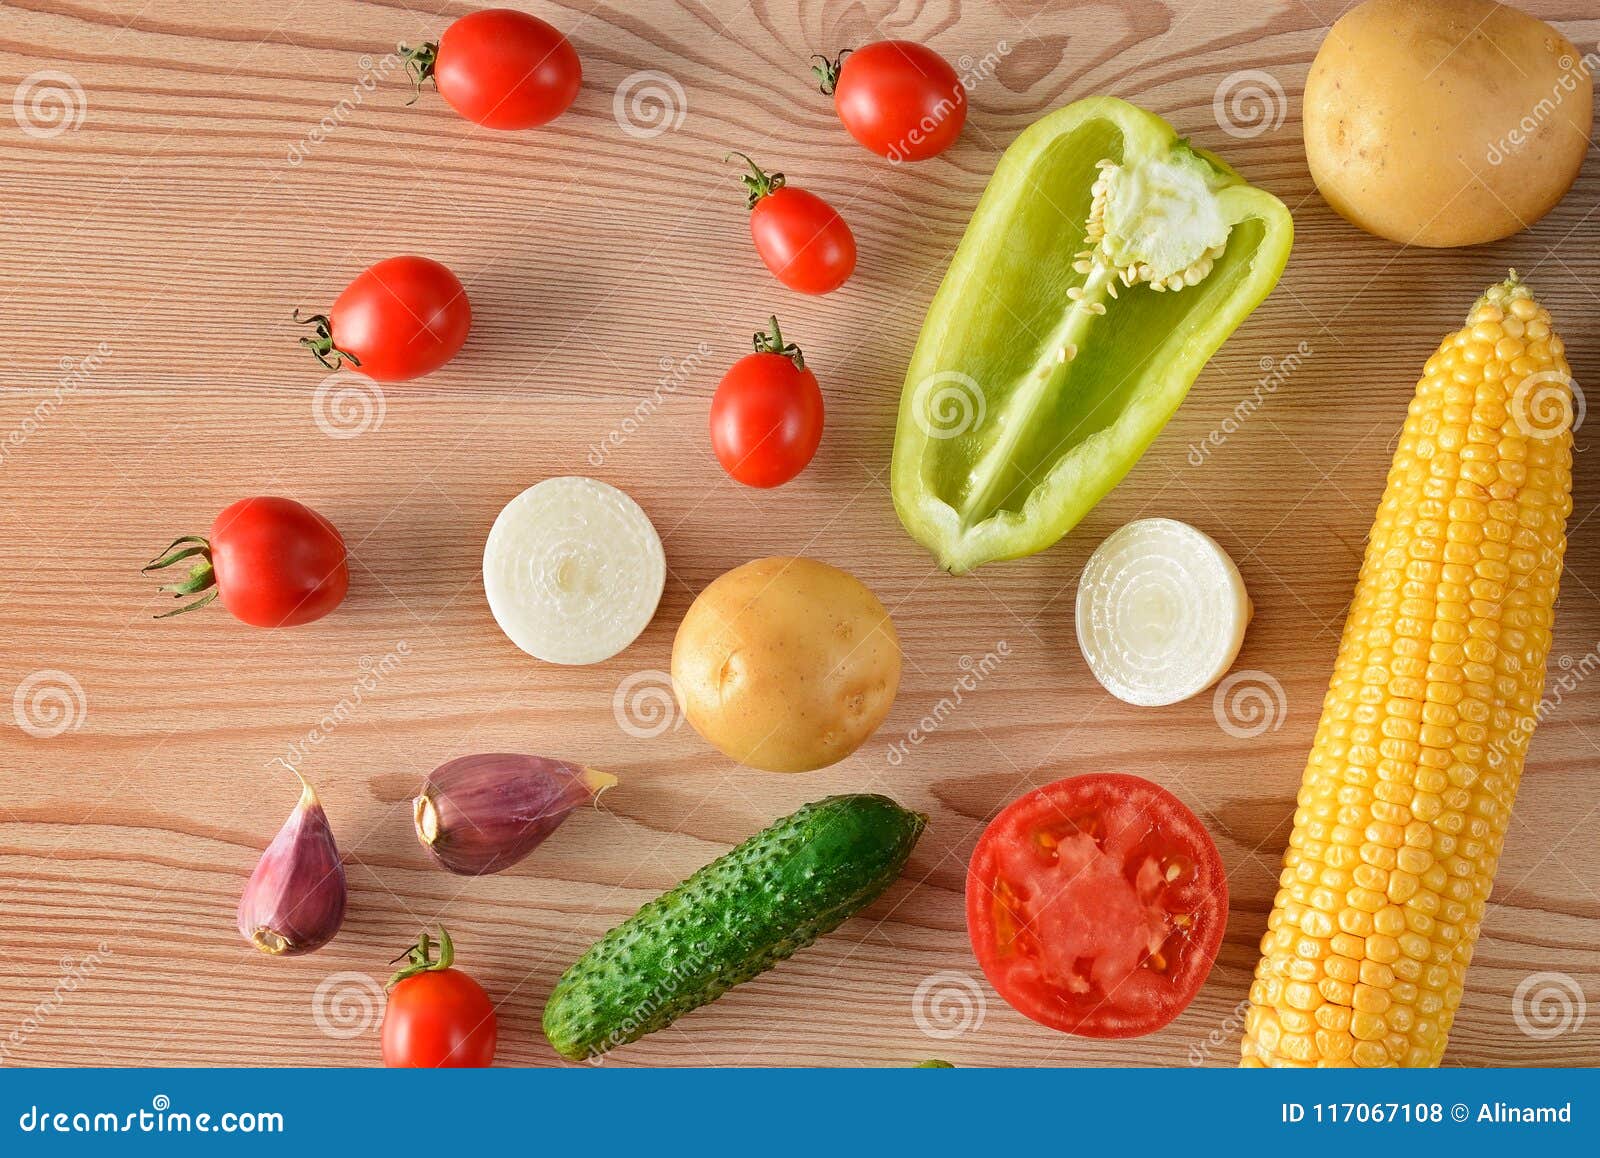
[966,773,1228,1038]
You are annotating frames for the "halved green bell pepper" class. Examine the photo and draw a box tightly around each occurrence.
[890,96,1293,573]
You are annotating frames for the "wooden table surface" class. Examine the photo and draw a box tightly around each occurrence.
[3,0,1598,1068]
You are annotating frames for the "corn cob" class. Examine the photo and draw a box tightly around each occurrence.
[1241,273,1574,1068]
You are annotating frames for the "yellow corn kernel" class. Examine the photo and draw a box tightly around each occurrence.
[1279,1033,1316,1063]
[1284,982,1320,1012]
[1366,935,1403,965]
[1324,955,1360,985]
[1317,1030,1356,1062]
[1280,1009,1314,1035]
[1353,985,1392,1016]
[1359,960,1395,988]
[1316,1002,1353,1031]
[1351,1012,1388,1041]
[1330,932,1367,963]
[1387,871,1421,903]
[1242,275,1571,1069]
[1352,1041,1390,1067]
[1318,978,1354,1007]
[1373,905,1408,937]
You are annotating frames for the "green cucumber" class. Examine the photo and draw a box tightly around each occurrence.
[543,793,927,1060]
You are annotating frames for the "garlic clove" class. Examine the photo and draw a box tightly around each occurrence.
[237,773,347,955]
[413,753,616,876]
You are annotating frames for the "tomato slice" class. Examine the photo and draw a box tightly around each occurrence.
[965,773,1227,1038]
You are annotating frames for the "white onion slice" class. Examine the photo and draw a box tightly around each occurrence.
[482,477,665,666]
[1075,518,1250,706]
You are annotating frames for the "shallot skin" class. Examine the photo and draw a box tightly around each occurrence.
[414,753,615,875]
[237,776,347,955]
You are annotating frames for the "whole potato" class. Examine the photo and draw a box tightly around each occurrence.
[1304,0,1590,247]
[672,557,900,773]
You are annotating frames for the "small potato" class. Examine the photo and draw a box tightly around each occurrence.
[1304,0,1591,247]
[672,557,900,773]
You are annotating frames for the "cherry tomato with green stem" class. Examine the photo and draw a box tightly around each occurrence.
[294,255,471,383]
[400,8,581,130]
[728,152,856,295]
[381,929,497,1068]
[142,496,348,628]
[710,318,824,488]
[814,41,965,162]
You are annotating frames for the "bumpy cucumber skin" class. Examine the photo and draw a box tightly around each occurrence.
[543,794,927,1060]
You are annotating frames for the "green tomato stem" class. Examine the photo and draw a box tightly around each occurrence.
[388,927,456,988]
[811,49,852,96]
[752,315,805,370]
[292,309,361,371]
[397,41,439,104]
[143,534,220,618]
[725,151,786,209]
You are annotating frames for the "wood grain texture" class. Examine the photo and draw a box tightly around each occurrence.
[2,0,1599,1067]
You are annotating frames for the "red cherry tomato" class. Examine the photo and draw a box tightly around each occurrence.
[381,930,497,1068]
[729,153,855,295]
[297,256,471,382]
[710,318,824,488]
[966,773,1228,1039]
[815,41,965,162]
[403,8,581,130]
[143,497,348,628]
